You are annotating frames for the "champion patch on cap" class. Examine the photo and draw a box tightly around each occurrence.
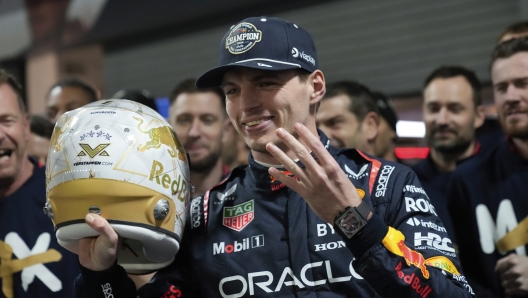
[225,22,262,54]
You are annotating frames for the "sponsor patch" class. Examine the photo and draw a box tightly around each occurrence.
[270,171,298,191]
[375,165,394,197]
[405,197,437,216]
[291,47,316,65]
[424,256,460,275]
[225,22,262,54]
[403,185,429,199]
[215,184,237,204]
[101,283,113,298]
[213,235,264,255]
[314,240,346,251]
[344,164,368,179]
[414,232,455,254]
[383,227,430,279]
[218,259,361,297]
[395,262,432,297]
[190,196,202,229]
[406,217,446,233]
[223,200,254,231]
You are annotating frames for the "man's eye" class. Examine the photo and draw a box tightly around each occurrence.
[259,82,275,87]
[224,88,237,95]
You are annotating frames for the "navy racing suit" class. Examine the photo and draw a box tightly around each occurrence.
[75,131,474,297]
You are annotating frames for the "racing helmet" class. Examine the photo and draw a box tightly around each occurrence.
[44,99,191,274]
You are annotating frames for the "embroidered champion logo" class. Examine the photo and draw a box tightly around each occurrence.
[344,164,368,179]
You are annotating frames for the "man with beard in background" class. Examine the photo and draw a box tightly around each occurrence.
[168,78,231,196]
[125,78,233,290]
[412,65,484,240]
[448,37,528,298]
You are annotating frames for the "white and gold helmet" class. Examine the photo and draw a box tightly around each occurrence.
[44,99,190,274]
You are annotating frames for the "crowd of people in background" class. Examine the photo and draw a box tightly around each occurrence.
[2,17,528,298]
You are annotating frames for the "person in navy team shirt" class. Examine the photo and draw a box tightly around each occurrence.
[413,66,485,242]
[448,36,528,298]
[0,69,79,297]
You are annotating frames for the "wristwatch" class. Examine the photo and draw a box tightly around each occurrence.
[333,200,372,239]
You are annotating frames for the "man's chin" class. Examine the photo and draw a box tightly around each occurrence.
[434,140,472,155]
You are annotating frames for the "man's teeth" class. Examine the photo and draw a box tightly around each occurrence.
[246,119,266,126]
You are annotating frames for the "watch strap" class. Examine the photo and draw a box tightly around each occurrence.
[355,200,371,220]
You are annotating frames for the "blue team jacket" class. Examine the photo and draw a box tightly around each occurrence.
[75,132,474,298]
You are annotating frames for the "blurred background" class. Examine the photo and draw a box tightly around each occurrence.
[0,0,523,163]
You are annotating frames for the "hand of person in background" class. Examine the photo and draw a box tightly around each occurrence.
[78,213,120,271]
[495,253,528,296]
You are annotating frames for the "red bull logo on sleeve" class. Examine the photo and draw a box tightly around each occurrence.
[382,227,430,279]
[397,240,429,278]
[269,171,298,191]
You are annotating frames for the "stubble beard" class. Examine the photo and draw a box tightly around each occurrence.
[190,148,222,173]
[500,115,528,139]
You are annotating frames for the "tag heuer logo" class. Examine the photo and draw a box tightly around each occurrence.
[223,200,254,231]
[77,143,110,158]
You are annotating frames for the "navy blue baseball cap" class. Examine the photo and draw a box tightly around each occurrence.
[196,16,318,88]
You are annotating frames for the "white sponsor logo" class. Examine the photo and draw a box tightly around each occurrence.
[291,47,299,57]
[406,217,446,233]
[4,232,62,292]
[213,235,264,255]
[190,196,202,228]
[414,232,455,253]
[476,199,525,255]
[317,223,335,236]
[344,164,368,180]
[314,241,346,251]
[215,184,237,204]
[403,185,429,199]
[405,197,437,216]
[101,283,114,298]
[375,165,394,197]
[257,63,272,67]
[451,274,475,294]
[291,47,316,65]
[218,260,363,297]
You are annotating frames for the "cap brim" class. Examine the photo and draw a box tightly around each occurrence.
[195,59,302,88]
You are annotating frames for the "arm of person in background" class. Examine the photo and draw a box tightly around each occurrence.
[266,123,475,298]
[496,254,528,296]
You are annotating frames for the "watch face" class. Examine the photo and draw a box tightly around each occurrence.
[336,208,367,239]
[342,212,362,232]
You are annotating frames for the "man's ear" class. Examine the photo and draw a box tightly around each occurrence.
[362,111,380,143]
[310,70,326,106]
[474,105,485,129]
[23,113,30,142]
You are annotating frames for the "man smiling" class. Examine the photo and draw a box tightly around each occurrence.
[74,17,474,298]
